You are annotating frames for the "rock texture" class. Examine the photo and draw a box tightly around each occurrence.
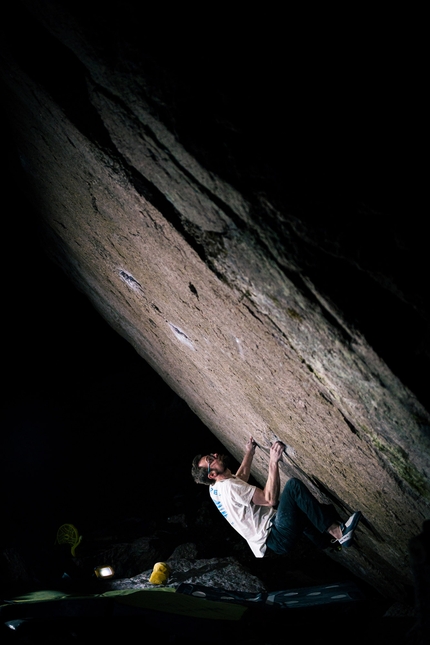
[1,2,428,602]
[107,554,266,594]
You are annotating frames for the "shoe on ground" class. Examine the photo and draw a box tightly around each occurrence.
[337,511,362,547]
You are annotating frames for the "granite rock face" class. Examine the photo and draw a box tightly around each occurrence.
[1,2,429,601]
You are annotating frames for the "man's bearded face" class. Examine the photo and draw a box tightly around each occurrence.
[202,453,230,475]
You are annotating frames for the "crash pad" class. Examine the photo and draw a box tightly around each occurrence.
[177,580,365,608]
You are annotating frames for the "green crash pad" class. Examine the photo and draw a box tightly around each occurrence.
[1,586,248,622]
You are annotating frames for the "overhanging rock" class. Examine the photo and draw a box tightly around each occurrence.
[1,1,429,601]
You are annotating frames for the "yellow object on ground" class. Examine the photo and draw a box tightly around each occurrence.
[149,562,171,585]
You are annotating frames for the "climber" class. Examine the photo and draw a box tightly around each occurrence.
[191,437,361,558]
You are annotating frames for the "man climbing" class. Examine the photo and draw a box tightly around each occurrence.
[191,437,361,558]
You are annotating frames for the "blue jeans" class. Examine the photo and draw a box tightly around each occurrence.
[266,478,339,555]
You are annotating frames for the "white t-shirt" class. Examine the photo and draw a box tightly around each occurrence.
[209,476,276,557]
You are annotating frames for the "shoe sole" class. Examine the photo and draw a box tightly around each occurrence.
[338,511,361,547]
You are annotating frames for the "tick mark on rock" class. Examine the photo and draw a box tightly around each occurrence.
[168,323,195,350]
[119,270,142,291]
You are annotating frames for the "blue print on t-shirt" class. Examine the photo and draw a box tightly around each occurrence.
[210,486,233,524]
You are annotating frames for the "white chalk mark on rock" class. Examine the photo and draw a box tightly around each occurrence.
[118,269,143,292]
[235,337,244,358]
[168,323,195,350]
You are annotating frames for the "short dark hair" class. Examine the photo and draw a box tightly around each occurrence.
[191,454,211,485]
